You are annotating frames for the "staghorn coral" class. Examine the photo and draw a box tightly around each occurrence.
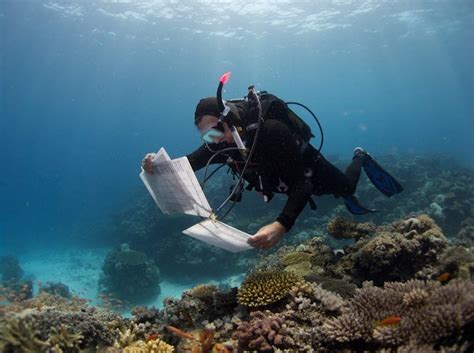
[327,217,376,241]
[122,338,174,353]
[113,323,146,349]
[319,279,474,350]
[290,281,343,313]
[0,314,48,353]
[46,324,84,352]
[237,270,300,308]
[232,310,293,352]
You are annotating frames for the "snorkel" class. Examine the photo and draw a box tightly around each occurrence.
[202,72,264,217]
[216,72,247,156]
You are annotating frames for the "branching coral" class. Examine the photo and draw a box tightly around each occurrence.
[0,315,48,353]
[288,281,344,316]
[0,292,127,352]
[319,279,474,350]
[47,325,84,353]
[237,271,300,308]
[122,338,174,353]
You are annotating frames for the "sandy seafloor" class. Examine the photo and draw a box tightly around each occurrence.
[18,247,245,316]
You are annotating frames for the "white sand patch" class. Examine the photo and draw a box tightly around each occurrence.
[18,247,244,316]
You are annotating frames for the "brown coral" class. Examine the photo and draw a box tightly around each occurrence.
[331,215,448,285]
[327,217,376,240]
[319,279,474,349]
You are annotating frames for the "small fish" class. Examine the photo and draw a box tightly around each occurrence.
[436,272,450,283]
[146,333,159,342]
[166,325,196,340]
[212,344,230,353]
[199,329,214,351]
[377,316,401,326]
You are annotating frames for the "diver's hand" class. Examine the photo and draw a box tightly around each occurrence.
[142,153,156,173]
[248,221,287,249]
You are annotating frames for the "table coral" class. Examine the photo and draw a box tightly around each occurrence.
[237,271,300,308]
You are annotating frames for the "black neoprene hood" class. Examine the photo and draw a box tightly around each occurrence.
[194,97,221,124]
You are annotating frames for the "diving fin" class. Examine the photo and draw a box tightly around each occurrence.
[362,155,403,197]
[343,195,378,215]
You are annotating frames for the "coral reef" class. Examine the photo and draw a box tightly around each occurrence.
[161,284,238,329]
[232,311,292,351]
[0,293,127,352]
[455,218,474,247]
[0,256,23,282]
[122,337,174,353]
[319,279,474,350]
[39,281,72,299]
[100,243,161,305]
[329,215,449,285]
[237,270,300,308]
[327,217,376,240]
[0,279,33,303]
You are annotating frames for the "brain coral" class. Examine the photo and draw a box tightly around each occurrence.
[237,270,300,307]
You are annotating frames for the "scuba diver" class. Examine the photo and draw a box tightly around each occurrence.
[142,73,402,249]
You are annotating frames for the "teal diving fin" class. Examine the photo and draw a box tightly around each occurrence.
[343,195,378,215]
[362,155,403,197]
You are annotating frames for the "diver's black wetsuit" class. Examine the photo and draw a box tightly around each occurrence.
[187,118,364,231]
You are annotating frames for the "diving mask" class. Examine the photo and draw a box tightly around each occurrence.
[200,122,225,143]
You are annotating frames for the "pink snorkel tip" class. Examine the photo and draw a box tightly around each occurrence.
[219,72,231,85]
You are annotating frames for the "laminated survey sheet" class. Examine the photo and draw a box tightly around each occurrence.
[140,147,253,252]
[140,148,211,218]
[183,219,253,253]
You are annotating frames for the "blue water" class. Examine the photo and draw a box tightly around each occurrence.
[1,1,473,258]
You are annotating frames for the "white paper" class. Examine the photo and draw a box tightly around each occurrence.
[183,219,253,253]
[140,148,211,217]
[140,147,253,253]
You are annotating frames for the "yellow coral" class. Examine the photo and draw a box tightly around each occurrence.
[282,252,313,266]
[0,316,48,353]
[237,271,300,307]
[284,261,314,278]
[123,338,174,353]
